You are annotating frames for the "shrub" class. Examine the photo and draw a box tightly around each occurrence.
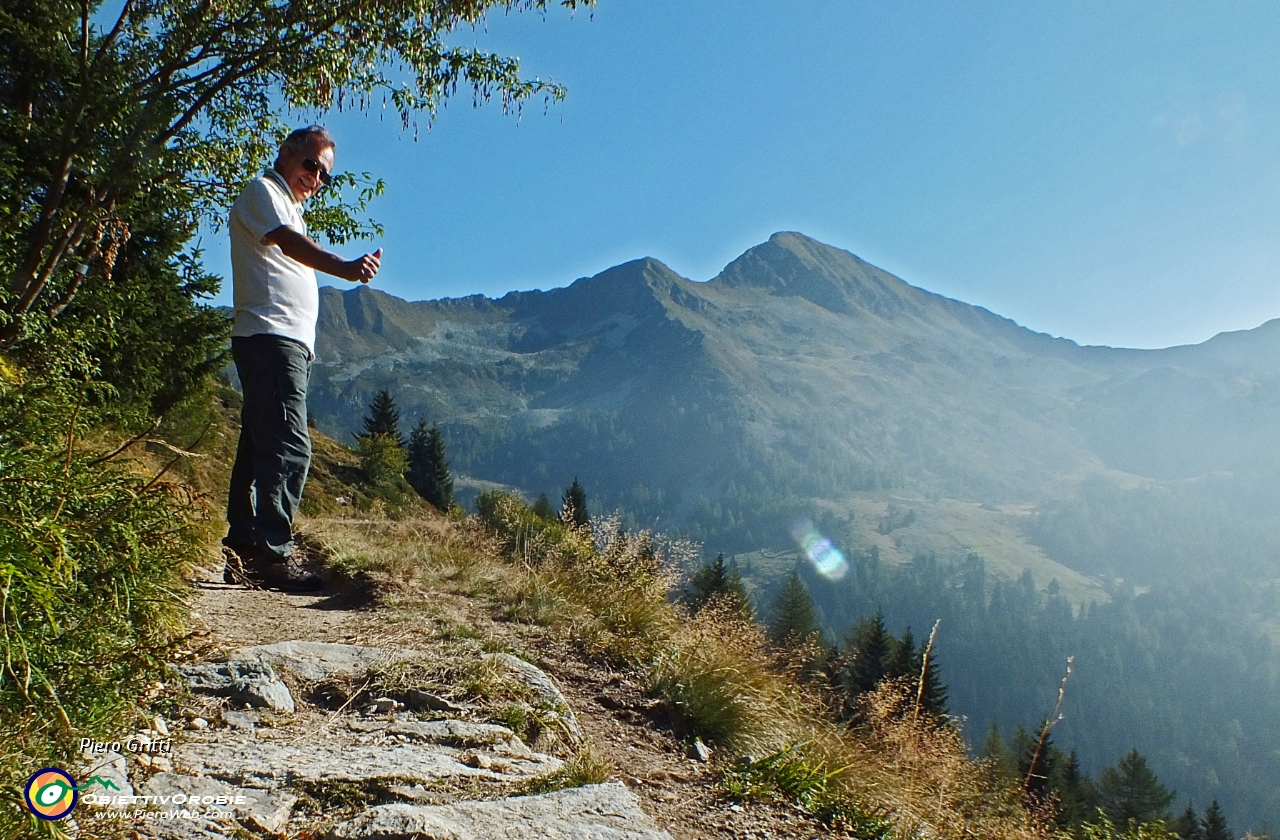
[357,432,408,486]
[0,365,198,838]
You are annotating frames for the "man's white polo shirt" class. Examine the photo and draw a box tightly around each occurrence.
[229,169,319,356]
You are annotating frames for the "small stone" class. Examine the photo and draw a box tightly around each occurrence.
[729,804,743,812]
[462,752,493,770]
[222,710,257,730]
[150,757,173,773]
[689,738,712,762]
[135,753,152,768]
[133,731,152,747]
[153,716,169,737]
[404,689,464,713]
[189,717,209,730]
[371,697,399,713]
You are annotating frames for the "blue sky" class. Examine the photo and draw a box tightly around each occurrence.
[207,0,1280,349]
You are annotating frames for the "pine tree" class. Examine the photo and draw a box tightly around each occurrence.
[407,420,453,510]
[1097,748,1175,826]
[532,492,556,520]
[561,477,589,528]
[983,721,1012,779]
[361,389,404,447]
[1171,803,1202,840]
[1053,750,1097,830]
[688,554,751,617]
[886,627,916,679]
[846,609,892,694]
[1018,723,1058,800]
[915,643,949,717]
[1200,800,1229,840]
[769,570,817,644]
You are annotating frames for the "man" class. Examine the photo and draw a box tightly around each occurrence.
[223,125,382,591]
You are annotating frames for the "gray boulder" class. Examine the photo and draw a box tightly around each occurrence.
[176,660,296,713]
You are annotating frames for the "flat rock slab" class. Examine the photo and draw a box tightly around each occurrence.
[326,782,674,840]
[175,725,561,788]
[176,659,296,713]
[235,640,405,681]
[346,719,533,753]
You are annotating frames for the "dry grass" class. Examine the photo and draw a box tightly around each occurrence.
[300,502,1056,839]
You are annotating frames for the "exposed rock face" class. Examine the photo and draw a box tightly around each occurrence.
[325,782,674,840]
[176,659,296,713]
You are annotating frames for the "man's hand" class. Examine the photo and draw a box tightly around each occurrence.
[266,227,382,284]
[343,248,381,284]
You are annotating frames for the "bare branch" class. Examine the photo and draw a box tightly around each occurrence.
[90,0,137,69]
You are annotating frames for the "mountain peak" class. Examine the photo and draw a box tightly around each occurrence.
[711,232,922,318]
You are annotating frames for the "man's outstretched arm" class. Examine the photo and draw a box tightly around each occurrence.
[265,226,381,283]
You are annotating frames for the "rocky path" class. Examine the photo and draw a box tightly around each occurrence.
[74,552,829,839]
[62,562,665,840]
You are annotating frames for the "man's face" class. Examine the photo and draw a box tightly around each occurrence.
[275,136,335,203]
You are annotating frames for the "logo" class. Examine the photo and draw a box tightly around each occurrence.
[23,768,78,820]
[22,769,118,820]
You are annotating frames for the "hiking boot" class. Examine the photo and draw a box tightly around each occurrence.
[257,555,324,593]
[221,544,263,586]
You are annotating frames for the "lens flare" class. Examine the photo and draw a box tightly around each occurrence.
[790,517,849,580]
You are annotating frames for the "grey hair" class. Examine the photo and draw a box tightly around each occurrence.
[281,125,336,153]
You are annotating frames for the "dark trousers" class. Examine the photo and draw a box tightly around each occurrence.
[225,334,312,560]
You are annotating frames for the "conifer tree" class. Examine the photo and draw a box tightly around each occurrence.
[1018,723,1058,800]
[1097,748,1175,826]
[532,492,556,520]
[983,721,1013,779]
[1053,750,1097,830]
[407,420,453,510]
[562,477,589,528]
[1171,803,1202,840]
[886,627,916,679]
[1200,800,1229,840]
[361,389,405,447]
[769,570,818,644]
[847,609,892,694]
[688,554,751,617]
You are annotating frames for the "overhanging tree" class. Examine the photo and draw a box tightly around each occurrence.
[0,0,590,348]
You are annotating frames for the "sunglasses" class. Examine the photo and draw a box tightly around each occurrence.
[300,156,333,186]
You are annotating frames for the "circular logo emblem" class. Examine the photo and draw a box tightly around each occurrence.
[23,768,78,820]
